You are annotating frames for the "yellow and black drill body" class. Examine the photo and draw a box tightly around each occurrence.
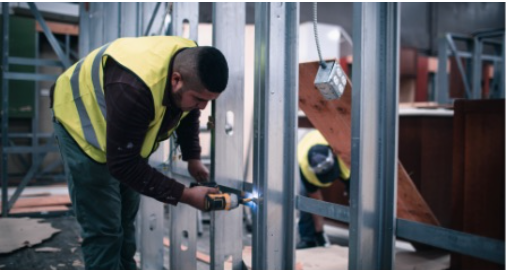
[190,182,254,211]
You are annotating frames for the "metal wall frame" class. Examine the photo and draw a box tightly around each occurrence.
[436,31,505,104]
[1,2,72,217]
[252,3,299,270]
[293,3,505,269]
[296,199,505,265]
[145,3,504,270]
[3,2,502,268]
[167,3,200,270]
[210,3,246,270]
[349,3,399,269]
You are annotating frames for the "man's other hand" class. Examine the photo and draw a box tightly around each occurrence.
[188,159,209,182]
[180,186,219,211]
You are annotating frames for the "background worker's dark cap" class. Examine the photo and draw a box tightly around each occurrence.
[308,144,341,185]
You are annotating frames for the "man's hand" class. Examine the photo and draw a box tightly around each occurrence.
[180,186,219,211]
[187,159,209,183]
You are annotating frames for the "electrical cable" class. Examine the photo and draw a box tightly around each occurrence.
[313,2,326,68]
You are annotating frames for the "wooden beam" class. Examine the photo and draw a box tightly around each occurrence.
[12,194,71,209]
[299,61,440,226]
[0,195,72,212]
[9,205,69,214]
[36,21,79,36]
[416,56,429,102]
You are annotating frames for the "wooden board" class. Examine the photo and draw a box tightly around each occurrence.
[0,194,72,210]
[9,205,69,214]
[451,99,505,270]
[398,117,454,228]
[299,61,439,226]
[0,194,71,215]
[35,21,79,36]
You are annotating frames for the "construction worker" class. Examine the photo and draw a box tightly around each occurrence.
[50,36,228,269]
[296,130,350,249]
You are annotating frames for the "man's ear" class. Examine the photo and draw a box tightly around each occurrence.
[171,72,182,86]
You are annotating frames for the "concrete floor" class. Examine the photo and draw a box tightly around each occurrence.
[0,214,450,270]
[0,185,450,270]
[0,216,84,270]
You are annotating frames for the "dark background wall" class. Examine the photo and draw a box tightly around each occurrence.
[199,2,505,56]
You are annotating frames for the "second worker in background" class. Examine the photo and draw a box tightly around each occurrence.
[297,130,351,249]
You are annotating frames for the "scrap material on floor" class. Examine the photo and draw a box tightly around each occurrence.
[0,218,60,254]
[0,215,452,270]
[0,217,83,270]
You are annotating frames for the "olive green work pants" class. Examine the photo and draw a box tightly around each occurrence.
[53,121,140,270]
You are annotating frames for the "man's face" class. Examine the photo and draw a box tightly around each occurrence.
[171,72,220,111]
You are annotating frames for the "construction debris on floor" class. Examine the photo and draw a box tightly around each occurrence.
[0,217,83,270]
[0,218,60,254]
[0,214,451,270]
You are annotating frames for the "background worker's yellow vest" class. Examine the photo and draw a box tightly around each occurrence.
[298,130,350,187]
[53,36,196,163]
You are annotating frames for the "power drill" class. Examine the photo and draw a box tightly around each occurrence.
[190,182,255,211]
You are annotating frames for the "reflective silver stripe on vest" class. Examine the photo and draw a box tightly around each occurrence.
[91,43,111,120]
[71,59,101,149]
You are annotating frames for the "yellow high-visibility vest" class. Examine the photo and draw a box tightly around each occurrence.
[298,130,350,187]
[53,36,196,163]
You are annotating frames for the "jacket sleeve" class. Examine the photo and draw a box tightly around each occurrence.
[175,108,202,161]
[103,59,185,205]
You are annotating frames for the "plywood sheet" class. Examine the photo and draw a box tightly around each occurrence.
[0,218,60,254]
[451,99,505,270]
[299,61,439,226]
[11,194,71,209]
[0,194,71,214]
[9,206,69,214]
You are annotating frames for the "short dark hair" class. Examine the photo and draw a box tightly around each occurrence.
[196,46,229,93]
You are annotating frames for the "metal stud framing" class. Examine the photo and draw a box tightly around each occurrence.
[137,196,164,270]
[436,31,504,104]
[169,176,198,270]
[349,3,400,269]
[437,37,449,104]
[1,2,504,268]
[27,2,71,68]
[252,3,299,270]
[171,2,198,40]
[210,3,246,270]
[103,3,120,43]
[1,3,69,217]
[168,3,199,270]
[120,3,141,38]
